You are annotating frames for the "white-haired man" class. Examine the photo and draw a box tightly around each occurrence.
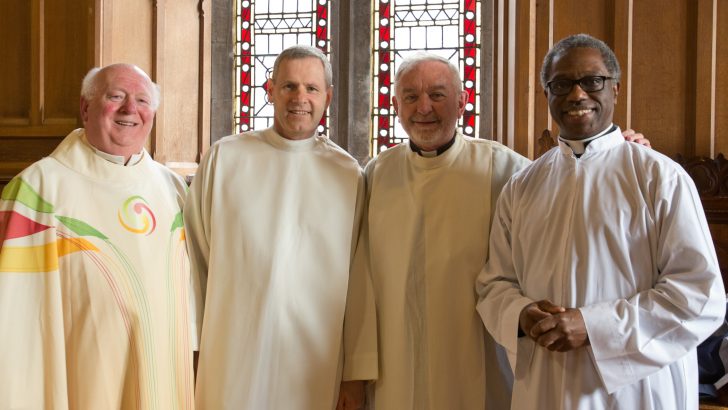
[338,52,528,410]
[0,64,195,409]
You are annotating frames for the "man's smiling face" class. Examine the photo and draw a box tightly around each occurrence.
[81,64,156,160]
[267,57,332,140]
[545,47,619,140]
[393,59,467,151]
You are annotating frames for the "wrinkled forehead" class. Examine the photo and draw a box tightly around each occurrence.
[98,65,154,94]
[396,60,458,92]
[274,57,327,83]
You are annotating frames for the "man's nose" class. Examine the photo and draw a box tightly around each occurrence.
[119,98,138,113]
[566,83,589,101]
[291,85,306,100]
[416,96,433,113]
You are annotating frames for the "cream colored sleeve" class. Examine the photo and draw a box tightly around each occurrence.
[342,161,379,381]
[489,146,531,222]
[183,146,218,348]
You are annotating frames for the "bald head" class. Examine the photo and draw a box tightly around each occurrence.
[394,52,462,97]
[81,64,160,110]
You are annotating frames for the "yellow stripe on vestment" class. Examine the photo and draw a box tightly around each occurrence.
[0,238,98,273]
[57,237,98,256]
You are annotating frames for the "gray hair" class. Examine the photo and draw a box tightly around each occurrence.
[81,64,161,110]
[271,45,333,87]
[540,33,621,89]
[394,52,463,96]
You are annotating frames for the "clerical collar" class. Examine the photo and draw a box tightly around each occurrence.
[558,124,616,156]
[93,147,144,166]
[409,134,456,157]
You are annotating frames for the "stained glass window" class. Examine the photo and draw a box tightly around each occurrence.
[372,0,480,154]
[234,0,330,135]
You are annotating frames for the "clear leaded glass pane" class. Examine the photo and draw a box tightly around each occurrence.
[234,0,330,135]
[372,0,480,154]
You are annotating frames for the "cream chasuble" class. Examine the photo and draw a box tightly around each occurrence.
[477,128,726,409]
[343,133,530,409]
[0,129,195,409]
[185,128,364,409]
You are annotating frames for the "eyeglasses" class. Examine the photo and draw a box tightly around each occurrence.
[546,76,615,96]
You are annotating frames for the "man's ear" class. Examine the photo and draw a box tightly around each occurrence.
[266,79,275,104]
[325,85,333,108]
[392,95,400,115]
[458,90,468,116]
[80,97,89,124]
[613,82,620,104]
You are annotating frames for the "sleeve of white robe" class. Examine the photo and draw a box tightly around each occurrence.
[488,145,531,227]
[481,145,531,407]
[580,171,726,393]
[342,159,379,382]
[476,177,534,374]
[183,145,219,345]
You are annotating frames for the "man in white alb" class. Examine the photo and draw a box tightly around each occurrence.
[185,45,364,409]
[476,33,726,409]
[337,52,529,410]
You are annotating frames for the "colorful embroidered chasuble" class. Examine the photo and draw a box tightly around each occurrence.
[0,129,196,409]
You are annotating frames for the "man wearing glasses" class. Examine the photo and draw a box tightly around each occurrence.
[476,34,726,409]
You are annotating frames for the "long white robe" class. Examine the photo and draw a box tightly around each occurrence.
[0,129,194,409]
[343,133,530,409]
[476,127,726,409]
[185,128,364,410]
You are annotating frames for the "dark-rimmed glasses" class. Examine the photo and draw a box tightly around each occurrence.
[546,76,615,96]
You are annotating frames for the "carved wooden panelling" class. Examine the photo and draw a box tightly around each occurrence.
[677,154,728,286]
[676,154,728,198]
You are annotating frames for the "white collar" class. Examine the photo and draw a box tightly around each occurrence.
[93,147,144,166]
[558,123,614,155]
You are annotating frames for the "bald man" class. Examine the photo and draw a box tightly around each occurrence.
[0,64,195,409]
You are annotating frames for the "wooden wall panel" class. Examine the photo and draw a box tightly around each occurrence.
[44,0,92,122]
[493,0,538,154]
[551,0,612,44]
[0,1,31,121]
[630,0,690,156]
[104,0,153,71]
[0,138,64,164]
[612,0,633,130]
[0,137,63,193]
[532,0,553,142]
[716,1,728,157]
[513,0,536,157]
[155,2,205,164]
[693,0,716,157]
